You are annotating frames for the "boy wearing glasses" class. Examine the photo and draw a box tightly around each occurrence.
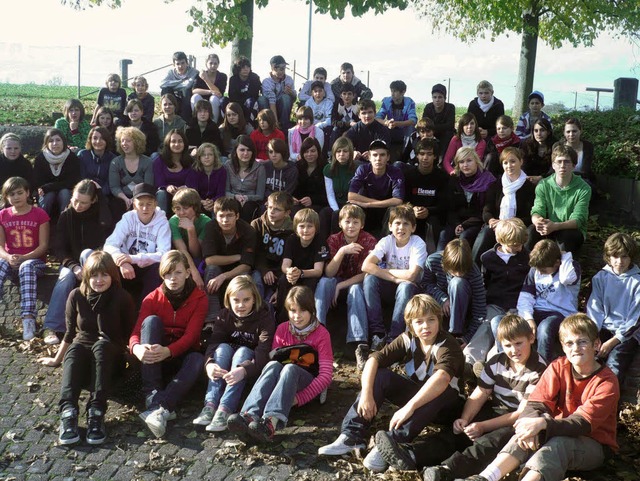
[460,314,619,481]
[526,144,591,253]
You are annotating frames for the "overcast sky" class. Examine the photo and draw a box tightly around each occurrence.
[1,0,638,111]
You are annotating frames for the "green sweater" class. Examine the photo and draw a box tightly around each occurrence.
[530,174,591,238]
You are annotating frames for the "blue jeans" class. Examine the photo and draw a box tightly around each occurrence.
[204,344,255,413]
[341,367,463,444]
[257,95,294,130]
[364,274,418,340]
[240,360,314,426]
[437,224,482,252]
[39,189,72,218]
[315,277,367,343]
[599,329,639,385]
[447,276,473,335]
[44,249,92,332]
[251,269,277,303]
[139,315,205,412]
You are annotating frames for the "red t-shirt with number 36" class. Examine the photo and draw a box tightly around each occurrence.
[0,206,50,260]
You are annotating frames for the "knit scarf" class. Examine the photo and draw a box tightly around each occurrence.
[43,148,70,176]
[289,316,320,341]
[291,125,316,157]
[162,277,196,311]
[477,96,495,113]
[459,169,495,208]
[492,133,519,153]
[499,170,528,220]
[460,133,478,148]
[87,286,114,341]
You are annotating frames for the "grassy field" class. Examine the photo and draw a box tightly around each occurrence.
[0,83,99,126]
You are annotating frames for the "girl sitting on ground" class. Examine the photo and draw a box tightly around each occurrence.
[116,99,160,155]
[0,176,50,340]
[154,94,187,149]
[130,250,208,439]
[90,106,117,146]
[186,99,223,154]
[0,133,34,190]
[442,112,487,176]
[42,180,112,345]
[38,251,135,446]
[193,275,275,432]
[226,285,332,443]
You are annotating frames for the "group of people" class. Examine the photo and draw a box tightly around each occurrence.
[0,52,632,481]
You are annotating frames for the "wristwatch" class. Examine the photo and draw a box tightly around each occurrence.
[299,270,305,279]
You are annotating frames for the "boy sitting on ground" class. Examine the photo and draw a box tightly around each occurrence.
[587,232,640,386]
[318,294,465,475]
[460,314,619,481]
[361,204,427,352]
[345,100,391,161]
[375,314,546,481]
[250,191,294,302]
[314,204,377,357]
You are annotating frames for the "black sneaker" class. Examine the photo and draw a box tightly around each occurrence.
[248,417,275,443]
[227,412,256,440]
[422,465,454,481]
[374,430,416,471]
[86,408,106,445]
[58,408,80,445]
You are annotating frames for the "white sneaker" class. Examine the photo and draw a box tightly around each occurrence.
[205,409,230,432]
[318,433,366,456]
[144,407,171,438]
[363,446,389,473]
[22,318,36,341]
[193,405,215,426]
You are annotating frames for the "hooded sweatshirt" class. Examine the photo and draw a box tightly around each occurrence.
[104,206,171,267]
[588,264,640,342]
[159,66,199,95]
[263,160,298,197]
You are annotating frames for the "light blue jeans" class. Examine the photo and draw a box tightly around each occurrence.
[204,344,254,413]
[257,95,294,130]
[315,277,367,343]
[363,274,418,340]
[44,249,92,332]
[240,360,314,427]
[39,189,72,218]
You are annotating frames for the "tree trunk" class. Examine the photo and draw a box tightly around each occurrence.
[231,0,254,64]
[513,11,539,118]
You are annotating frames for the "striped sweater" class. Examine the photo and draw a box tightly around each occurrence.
[422,251,487,342]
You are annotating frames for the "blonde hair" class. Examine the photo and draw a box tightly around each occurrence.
[0,133,21,150]
[194,143,222,171]
[559,313,598,343]
[404,294,443,334]
[116,126,147,155]
[477,80,494,93]
[223,275,262,312]
[453,147,483,176]
[495,218,528,246]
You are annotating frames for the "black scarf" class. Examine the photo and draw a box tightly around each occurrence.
[162,277,196,311]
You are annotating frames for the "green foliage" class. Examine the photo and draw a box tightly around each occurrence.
[550,108,640,180]
[412,0,640,49]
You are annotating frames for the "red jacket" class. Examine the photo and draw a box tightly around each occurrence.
[129,286,208,358]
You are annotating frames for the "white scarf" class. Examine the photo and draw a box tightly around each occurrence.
[499,170,527,220]
[43,148,70,177]
[477,96,495,113]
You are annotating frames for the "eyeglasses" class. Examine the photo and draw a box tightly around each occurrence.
[562,339,591,349]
